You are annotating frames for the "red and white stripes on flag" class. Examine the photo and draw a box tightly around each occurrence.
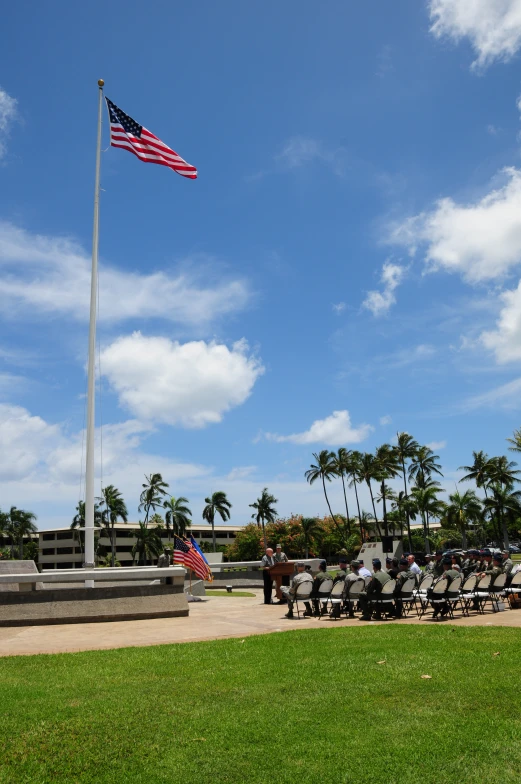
[105,97,197,179]
[172,536,212,581]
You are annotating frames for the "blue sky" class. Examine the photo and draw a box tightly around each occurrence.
[2,0,521,530]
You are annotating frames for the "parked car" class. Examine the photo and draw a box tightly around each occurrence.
[509,545,521,554]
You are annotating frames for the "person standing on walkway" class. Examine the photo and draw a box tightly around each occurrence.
[261,547,276,605]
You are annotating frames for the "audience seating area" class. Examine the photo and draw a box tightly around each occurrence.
[290,568,521,621]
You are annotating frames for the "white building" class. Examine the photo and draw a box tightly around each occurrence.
[38,523,242,570]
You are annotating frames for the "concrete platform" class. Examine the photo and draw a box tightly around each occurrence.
[0,589,520,657]
[0,584,188,626]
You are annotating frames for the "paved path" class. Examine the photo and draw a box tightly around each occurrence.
[0,589,520,657]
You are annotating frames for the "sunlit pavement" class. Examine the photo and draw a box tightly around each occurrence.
[0,588,520,657]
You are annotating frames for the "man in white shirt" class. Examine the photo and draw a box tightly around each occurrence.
[407,554,421,578]
[357,560,372,578]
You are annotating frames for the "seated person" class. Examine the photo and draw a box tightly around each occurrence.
[357,560,371,578]
[336,560,362,619]
[305,559,334,617]
[282,562,313,619]
[359,558,392,620]
[333,556,348,584]
[393,558,415,618]
[429,557,459,618]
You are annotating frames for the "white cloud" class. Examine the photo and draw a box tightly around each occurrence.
[266,410,373,446]
[463,376,521,410]
[100,332,264,428]
[0,87,17,159]
[226,466,257,480]
[426,440,447,451]
[0,222,250,325]
[276,136,347,176]
[481,278,521,362]
[362,261,406,316]
[0,403,61,481]
[332,302,346,314]
[429,0,521,70]
[389,168,521,283]
[379,415,392,426]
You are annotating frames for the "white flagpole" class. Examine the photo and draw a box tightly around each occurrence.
[84,78,104,587]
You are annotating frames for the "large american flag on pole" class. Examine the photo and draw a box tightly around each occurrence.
[105,98,197,179]
[173,535,212,581]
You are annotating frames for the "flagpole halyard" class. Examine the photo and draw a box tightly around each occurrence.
[84,79,104,587]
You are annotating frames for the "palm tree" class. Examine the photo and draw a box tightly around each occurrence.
[374,444,400,536]
[483,485,521,549]
[358,453,382,538]
[101,485,128,567]
[375,481,395,538]
[331,448,352,535]
[346,450,365,542]
[507,427,521,453]
[409,445,443,486]
[305,451,339,527]
[389,490,417,542]
[203,491,232,552]
[487,456,521,489]
[300,517,322,558]
[445,489,482,550]
[459,450,491,497]
[8,507,37,559]
[250,488,278,550]
[395,432,419,550]
[138,473,169,526]
[163,496,192,540]
[0,509,8,550]
[411,485,445,553]
[71,500,102,561]
[131,521,162,565]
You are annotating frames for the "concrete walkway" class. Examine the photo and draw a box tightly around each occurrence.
[1,589,520,657]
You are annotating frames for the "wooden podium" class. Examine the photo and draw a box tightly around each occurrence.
[269,561,295,600]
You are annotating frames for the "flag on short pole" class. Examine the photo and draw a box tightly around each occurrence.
[190,535,213,582]
[105,97,197,179]
[173,535,212,581]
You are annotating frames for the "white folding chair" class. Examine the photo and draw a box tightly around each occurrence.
[293,581,313,618]
[488,573,507,612]
[422,576,447,619]
[504,570,521,598]
[462,574,491,615]
[459,574,478,616]
[444,576,462,619]
[413,573,433,616]
[372,578,396,618]
[314,578,333,616]
[396,577,417,617]
[344,577,366,617]
[326,580,345,619]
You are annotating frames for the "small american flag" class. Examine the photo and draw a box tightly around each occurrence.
[173,535,212,581]
[105,98,197,179]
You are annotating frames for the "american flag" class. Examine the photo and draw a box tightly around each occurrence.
[105,98,197,179]
[173,535,212,581]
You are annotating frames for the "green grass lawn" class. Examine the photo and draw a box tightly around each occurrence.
[0,625,520,784]
[204,590,256,597]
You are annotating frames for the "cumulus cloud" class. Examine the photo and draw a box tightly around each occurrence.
[226,466,257,480]
[0,222,250,325]
[266,410,373,446]
[379,415,392,426]
[276,136,347,176]
[389,168,521,283]
[463,376,521,410]
[481,279,521,362]
[429,0,521,70]
[332,302,346,314]
[426,440,447,451]
[362,261,406,316]
[0,403,61,481]
[100,332,264,428]
[0,87,17,159]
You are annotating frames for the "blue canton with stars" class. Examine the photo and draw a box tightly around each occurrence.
[106,98,142,137]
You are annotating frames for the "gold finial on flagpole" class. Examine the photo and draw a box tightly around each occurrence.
[98,79,104,87]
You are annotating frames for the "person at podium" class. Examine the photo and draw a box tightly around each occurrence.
[261,547,276,604]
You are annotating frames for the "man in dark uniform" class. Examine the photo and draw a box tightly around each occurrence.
[333,556,348,584]
[386,557,399,579]
[431,557,460,617]
[501,550,514,583]
[424,554,435,575]
[478,552,504,583]
[342,560,362,617]
[393,558,415,618]
[306,559,334,617]
[260,547,276,605]
[432,551,444,578]
[359,558,392,620]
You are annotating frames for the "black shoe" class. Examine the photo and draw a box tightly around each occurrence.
[285,611,294,619]
[359,615,371,621]
[303,610,313,618]
[373,614,382,620]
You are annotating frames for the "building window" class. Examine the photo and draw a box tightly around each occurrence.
[42,533,55,541]
[116,546,132,553]
[56,532,72,541]
[227,532,236,538]
[56,547,74,555]
[191,531,201,537]
[201,532,213,538]
[41,564,55,570]
[41,548,55,555]
[59,562,73,569]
